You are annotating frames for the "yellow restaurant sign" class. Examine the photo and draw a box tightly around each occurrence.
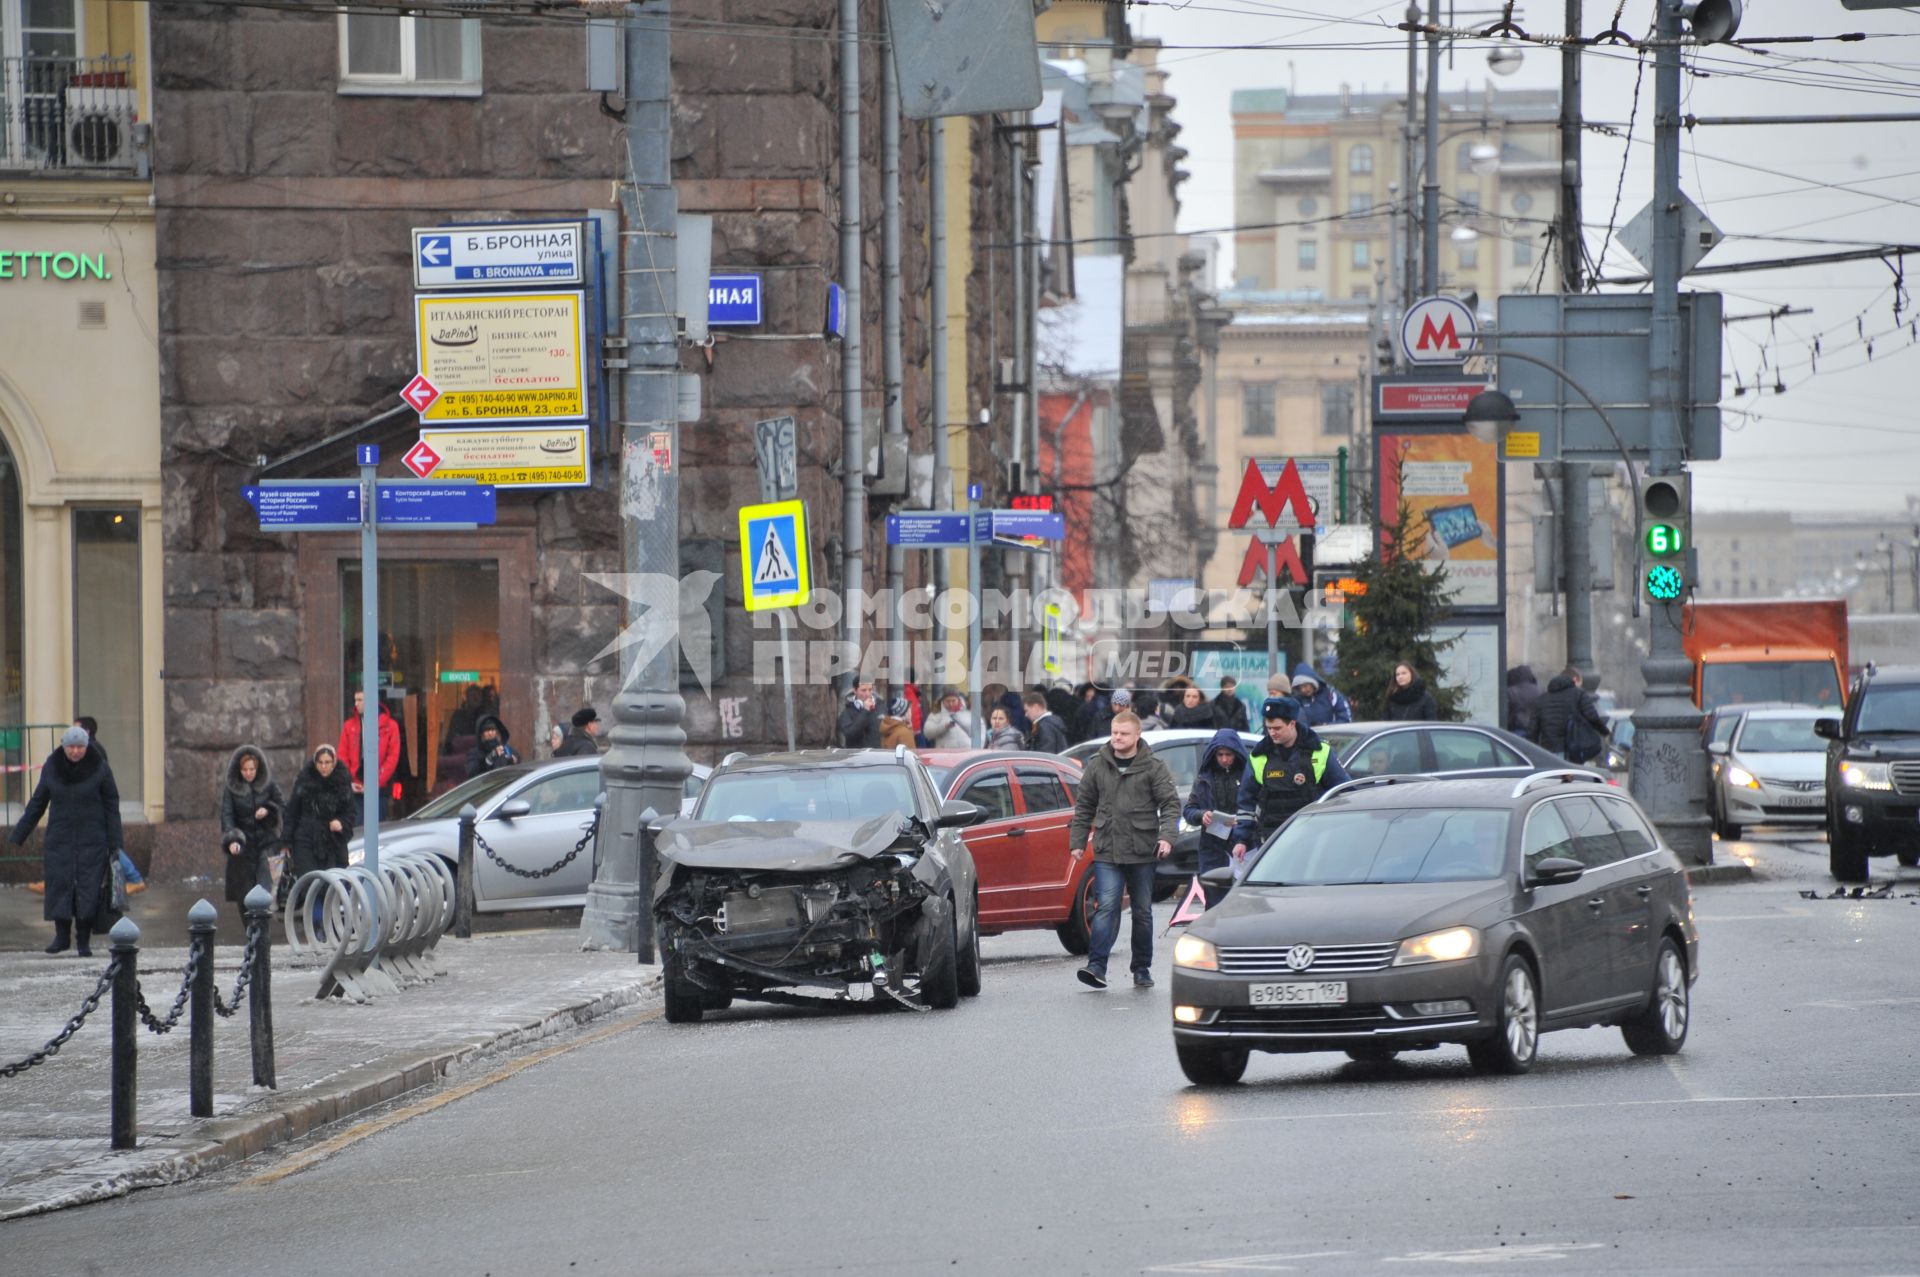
[419,426,591,489]
[414,292,587,423]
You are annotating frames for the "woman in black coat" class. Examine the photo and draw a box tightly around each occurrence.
[1384,662,1440,722]
[284,745,356,895]
[219,745,285,926]
[10,726,123,956]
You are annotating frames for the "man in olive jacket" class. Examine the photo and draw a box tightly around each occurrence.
[1067,711,1181,990]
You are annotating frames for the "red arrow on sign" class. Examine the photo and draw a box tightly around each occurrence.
[402,439,442,479]
[400,374,440,414]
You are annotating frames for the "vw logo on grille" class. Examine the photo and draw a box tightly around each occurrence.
[1284,944,1315,971]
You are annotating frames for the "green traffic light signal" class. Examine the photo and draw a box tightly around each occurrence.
[1646,563,1685,602]
[1646,522,1684,556]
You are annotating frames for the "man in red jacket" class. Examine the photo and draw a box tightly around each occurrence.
[338,690,400,817]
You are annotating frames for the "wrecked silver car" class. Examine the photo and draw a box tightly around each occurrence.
[652,750,983,1022]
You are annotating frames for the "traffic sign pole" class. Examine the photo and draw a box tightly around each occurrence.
[967,485,984,748]
[357,445,381,879]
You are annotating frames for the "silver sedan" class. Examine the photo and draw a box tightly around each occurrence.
[1706,708,1827,841]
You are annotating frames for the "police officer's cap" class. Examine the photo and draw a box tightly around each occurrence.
[1261,695,1300,723]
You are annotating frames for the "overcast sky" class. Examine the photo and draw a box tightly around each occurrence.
[1123,1,1920,517]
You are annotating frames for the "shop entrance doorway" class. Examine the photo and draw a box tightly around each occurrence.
[340,559,502,813]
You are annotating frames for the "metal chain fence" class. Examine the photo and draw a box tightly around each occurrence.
[135,946,199,1035]
[0,957,121,1078]
[213,926,263,1018]
[473,812,600,880]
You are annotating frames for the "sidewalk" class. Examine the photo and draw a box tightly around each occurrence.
[0,927,660,1221]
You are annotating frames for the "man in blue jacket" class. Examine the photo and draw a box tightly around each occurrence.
[1290,664,1353,727]
[1232,696,1352,865]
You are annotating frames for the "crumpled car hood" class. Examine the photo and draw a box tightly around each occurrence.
[655,814,913,874]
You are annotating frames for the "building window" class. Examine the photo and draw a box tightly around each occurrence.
[1242,383,1276,437]
[1298,195,1318,216]
[1298,240,1318,270]
[1456,240,1477,269]
[1348,144,1373,175]
[338,14,481,93]
[1513,238,1533,267]
[73,510,142,805]
[1348,191,1373,217]
[1350,240,1370,269]
[0,437,20,734]
[1459,189,1481,210]
[1320,383,1354,436]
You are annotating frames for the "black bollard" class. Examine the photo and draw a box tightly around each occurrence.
[187,898,216,1118]
[243,885,276,1089]
[109,916,139,1150]
[455,804,477,939]
[636,807,658,966]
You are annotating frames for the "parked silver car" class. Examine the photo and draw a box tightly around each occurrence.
[348,757,710,913]
[1707,707,1827,840]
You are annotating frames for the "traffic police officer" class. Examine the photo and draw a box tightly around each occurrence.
[1230,695,1353,868]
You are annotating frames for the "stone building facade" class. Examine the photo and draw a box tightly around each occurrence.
[152,2,1013,854]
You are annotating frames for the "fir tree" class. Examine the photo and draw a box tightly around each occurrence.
[1334,454,1463,721]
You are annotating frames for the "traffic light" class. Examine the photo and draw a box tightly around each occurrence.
[1639,472,1691,603]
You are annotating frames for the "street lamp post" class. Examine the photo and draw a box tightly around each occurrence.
[1876,534,1896,613]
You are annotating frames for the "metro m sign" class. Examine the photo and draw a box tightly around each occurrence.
[1227,457,1314,531]
[1400,295,1477,366]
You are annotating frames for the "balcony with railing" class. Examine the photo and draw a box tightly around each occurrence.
[1,55,142,174]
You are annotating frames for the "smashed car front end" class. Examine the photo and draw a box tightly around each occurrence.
[653,815,950,1004]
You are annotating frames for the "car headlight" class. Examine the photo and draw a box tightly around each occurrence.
[1393,926,1481,966]
[1725,764,1760,790]
[1173,934,1218,971]
[1177,817,1198,834]
[1840,761,1892,791]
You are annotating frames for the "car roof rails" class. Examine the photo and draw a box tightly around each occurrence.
[1510,769,1608,799]
[895,743,909,762]
[721,751,748,768]
[1319,774,1426,802]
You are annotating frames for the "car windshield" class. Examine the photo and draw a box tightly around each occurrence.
[1701,661,1841,713]
[409,768,528,820]
[697,767,919,823]
[1244,807,1511,886]
[1735,716,1822,754]
[1856,685,1920,735]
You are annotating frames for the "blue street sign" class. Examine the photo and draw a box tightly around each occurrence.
[740,500,810,611]
[357,445,380,466]
[972,511,992,544]
[413,223,584,289]
[374,482,497,526]
[417,235,450,268]
[825,283,846,340]
[243,482,362,530]
[708,274,763,326]
[887,512,975,547]
[967,482,984,502]
[990,510,1066,543]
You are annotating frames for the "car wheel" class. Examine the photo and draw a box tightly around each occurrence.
[1055,868,1098,956]
[1176,1043,1249,1086]
[1621,938,1689,1056]
[1719,817,1742,842]
[1344,1046,1400,1064]
[700,989,733,1012]
[1466,954,1540,1076]
[1829,821,1870,882]
[956,895,983,998]
[916,895,960,1010]
[663,967,705,1025]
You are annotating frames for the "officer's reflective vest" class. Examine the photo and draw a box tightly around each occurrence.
[1249,742,1334,831]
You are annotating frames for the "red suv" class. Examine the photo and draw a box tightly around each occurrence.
[920,750,1095,955]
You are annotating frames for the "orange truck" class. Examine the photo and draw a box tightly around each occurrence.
[1682,598,1848,712]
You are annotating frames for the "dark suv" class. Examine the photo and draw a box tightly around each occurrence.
[1817,666,1920,880]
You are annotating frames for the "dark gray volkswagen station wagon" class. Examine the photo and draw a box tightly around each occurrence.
[1169,771,1698,1085]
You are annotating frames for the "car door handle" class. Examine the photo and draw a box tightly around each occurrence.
[1587,896,1606,909]
[1635,885,1653,897]
[1006,827,1028,838]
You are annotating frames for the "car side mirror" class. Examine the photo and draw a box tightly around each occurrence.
[1199,866,1237,893]
[497,799,532,821]
[937,799,983,828]
[1814,717,1841,741]
[1527,856,1584,887]
[1705,740,1729,757]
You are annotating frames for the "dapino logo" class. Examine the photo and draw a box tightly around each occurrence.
[431,323,481,347]
[539,436,579,454]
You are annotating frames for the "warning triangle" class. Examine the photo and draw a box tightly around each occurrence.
[753,524,796,585]
[1168,876,1209,927]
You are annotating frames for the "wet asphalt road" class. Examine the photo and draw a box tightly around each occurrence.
[9,832,1920,1276]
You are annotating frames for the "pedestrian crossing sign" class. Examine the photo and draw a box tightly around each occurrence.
[738,499,810,612]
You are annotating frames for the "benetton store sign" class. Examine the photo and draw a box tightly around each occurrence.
[0,251,112,281]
